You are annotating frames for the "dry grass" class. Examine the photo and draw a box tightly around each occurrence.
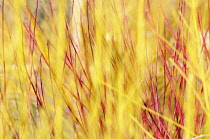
[0,0,210,138]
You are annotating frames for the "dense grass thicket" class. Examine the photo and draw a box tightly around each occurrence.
[0,0,210,138]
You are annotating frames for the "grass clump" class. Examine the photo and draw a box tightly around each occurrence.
[0,0,210,138]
